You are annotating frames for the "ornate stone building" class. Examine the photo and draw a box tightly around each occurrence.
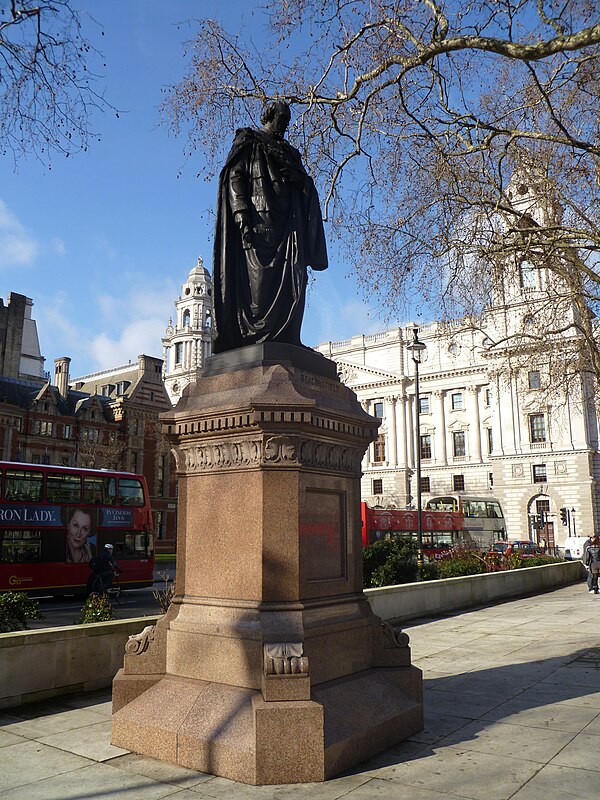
[317,178,599,550]
[162,257,213,405]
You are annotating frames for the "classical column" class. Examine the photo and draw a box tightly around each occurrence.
[397,394,408,468]
[433,390,447,465]
[406,392,415,468]
[468,386,482,463]
[387,396,398,467]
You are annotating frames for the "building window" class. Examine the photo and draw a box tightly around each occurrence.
[373,435,386,462]
[83,427,99,443]
[453,474,465,491]
[63,424,72,439]
[420,434,432,460]
[373,401,384,418]
[453,431,466,457]
[420,476,430,493]
[372,478,383,495]
[131,419,139,436]
[32,420,53,437]
[489,472,494,488]
[486,428,493,455]
[419,396,430,414]
[484,388,492,407]
[183,309,191,327]
[533,464,547,483]
[451,391,463,411]
[519,259,537,290]
[528,370,541,390]
[529,414,546,443]
[175,343,183,365]
[157,454,167,495]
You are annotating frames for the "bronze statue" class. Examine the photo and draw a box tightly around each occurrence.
[212,101,328,354]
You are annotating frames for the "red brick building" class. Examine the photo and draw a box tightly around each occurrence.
[0,293,177,553]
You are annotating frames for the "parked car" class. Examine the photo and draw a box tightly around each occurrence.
[487,540,545,558]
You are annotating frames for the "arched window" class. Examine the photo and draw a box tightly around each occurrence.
[183,309,191,327]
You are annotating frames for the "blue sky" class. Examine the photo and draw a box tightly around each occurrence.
[0,0,386,379]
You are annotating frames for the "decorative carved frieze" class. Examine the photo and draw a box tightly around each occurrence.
[173,436,363,475]
[125,625,156,655]
[263,642,309,676]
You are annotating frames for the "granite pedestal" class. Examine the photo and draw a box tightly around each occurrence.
[112,344,423,784]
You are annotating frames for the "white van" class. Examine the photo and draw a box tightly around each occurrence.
[563,536,589,560]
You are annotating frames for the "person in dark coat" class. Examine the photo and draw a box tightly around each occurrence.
[212,100,328,354]
[585,535,600,594]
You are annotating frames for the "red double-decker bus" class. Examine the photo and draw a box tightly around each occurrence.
[361,501,469,560]
[0,461,154,596]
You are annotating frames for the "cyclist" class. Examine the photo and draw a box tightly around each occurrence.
[87,543,122,594]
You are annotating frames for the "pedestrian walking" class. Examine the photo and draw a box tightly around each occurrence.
[583,536,593,591]
[585,535,600,594]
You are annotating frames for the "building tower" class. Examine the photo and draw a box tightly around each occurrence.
[162,257,213,405]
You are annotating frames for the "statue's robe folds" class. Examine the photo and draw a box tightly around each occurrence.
[213,127,328,354]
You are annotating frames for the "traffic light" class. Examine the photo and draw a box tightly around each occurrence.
[560,507,568,526]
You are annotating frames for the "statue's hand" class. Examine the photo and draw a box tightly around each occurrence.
[235,212,254,250]
[241,223,254,250]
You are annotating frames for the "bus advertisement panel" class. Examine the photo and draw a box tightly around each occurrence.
[0,461,154,596]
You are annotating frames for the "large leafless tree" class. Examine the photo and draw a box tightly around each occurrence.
[0,1,111,162]
[164,0,599,322]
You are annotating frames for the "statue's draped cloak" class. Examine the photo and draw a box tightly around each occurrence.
[212,127,328,354]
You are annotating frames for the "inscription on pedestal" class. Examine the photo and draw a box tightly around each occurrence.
[300,490,346,581]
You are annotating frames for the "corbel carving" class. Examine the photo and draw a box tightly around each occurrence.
[125,625,156,655]
[262,642,311,701]
[263,642,309,675]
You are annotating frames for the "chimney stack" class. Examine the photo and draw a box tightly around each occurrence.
[54,357,71,400]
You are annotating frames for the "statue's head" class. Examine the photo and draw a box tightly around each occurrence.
[260,101,291,137]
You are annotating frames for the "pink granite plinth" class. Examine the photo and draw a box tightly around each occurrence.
[112,345,424,784]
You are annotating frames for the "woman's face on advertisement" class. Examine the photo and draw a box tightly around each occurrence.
[67,509,92,551]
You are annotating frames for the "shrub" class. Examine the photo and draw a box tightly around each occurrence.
[0,592,42,632]
[435,555,485,578]
[512,555,563,569]
[78,593,116,624]
[420,561,440,581]
[363,537,419,588]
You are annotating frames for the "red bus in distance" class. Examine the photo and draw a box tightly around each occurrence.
[0,461,154,596]
[361,501,468,560]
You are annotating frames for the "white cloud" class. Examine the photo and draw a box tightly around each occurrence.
[85,276,179,372]
[0,199,39,268]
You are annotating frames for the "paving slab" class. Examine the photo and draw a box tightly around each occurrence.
[0,583,599,799]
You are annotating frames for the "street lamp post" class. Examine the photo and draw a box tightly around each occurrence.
[406,326,427,575]
[571,508,577,536]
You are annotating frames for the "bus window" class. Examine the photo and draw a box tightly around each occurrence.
[463,500,487,518]
[112,531,152,559]
[4,470,43,502]
[117,479,145,507]
[46,473,82,504]
[1,530,42,563]
[84,476,116,505]
[427,496,457,512]
[487,501,503,519]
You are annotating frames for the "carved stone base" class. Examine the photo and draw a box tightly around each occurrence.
[111,346,423,783]
[112,664,422,785]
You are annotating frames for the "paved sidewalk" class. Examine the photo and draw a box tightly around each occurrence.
[1,582,599,799]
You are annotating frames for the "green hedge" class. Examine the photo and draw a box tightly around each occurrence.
[363,538,419,588]
[363,547,565,587]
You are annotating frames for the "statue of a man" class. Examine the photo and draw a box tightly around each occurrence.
[212,101,328,354]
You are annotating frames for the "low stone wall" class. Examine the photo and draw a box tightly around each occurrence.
[0,563,585,710]
[0,616,159,710]
[365,560,586,624]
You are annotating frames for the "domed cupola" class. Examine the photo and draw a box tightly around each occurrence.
[162,257,213,404]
